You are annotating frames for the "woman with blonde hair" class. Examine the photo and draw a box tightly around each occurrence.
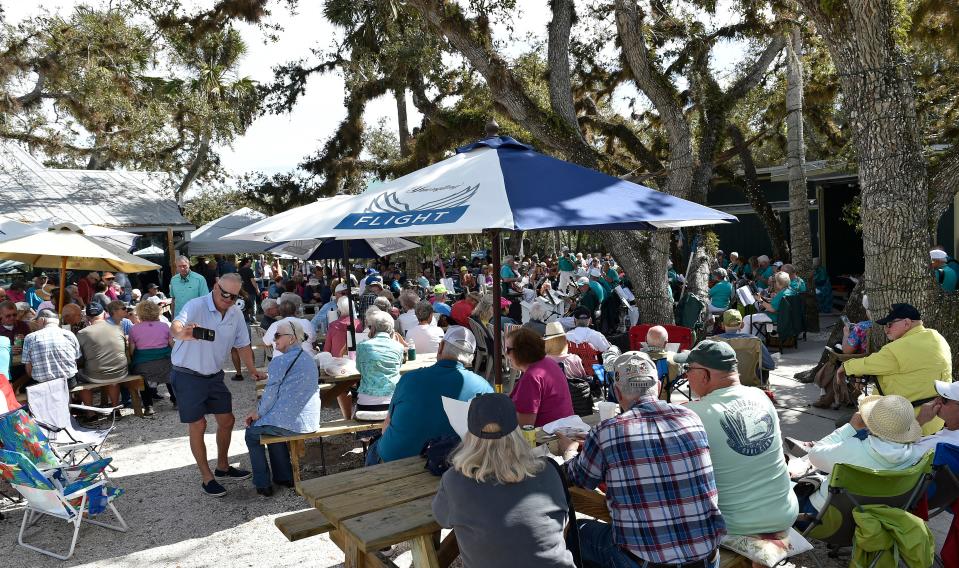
[432,393,575,568]
[129,299,174,415]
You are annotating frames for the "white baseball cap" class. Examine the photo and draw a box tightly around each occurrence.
[935,380,959,402]
[930,249,948,261]
[442,325,477,354]
[334,283,349,293]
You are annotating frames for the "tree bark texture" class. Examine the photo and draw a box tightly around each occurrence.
[395,87,411,158]
[785,26,813,283]
[602,230,675,324]
[797,0,933,321]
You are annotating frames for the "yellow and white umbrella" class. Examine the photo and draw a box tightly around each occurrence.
[0,223,160,308]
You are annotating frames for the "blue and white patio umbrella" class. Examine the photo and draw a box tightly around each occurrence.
[224,136,736,387]
[225,136,735,242]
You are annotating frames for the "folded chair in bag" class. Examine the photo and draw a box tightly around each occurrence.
[468,317,494,381]
[768,294,806,354]
[26,379,118,467]
[0,448,127,560]
[801,452,934,566]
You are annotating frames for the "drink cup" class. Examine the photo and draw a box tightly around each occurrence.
[597,401,619,421]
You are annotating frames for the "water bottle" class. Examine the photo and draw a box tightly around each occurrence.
[407,338,416,361]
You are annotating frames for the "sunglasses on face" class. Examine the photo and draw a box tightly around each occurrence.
[216,287,240,301]
[883,318,904,329]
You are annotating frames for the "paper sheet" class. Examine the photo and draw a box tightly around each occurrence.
[442,396,470,438]
[542,415,591,435]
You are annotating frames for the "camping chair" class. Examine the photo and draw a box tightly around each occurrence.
[715,336,764,388]
[0,336,10,384]
[567,341,600,378]
[766,294,806,354]
[628,324,694,352]
[675,294,706,342]
[651,355,690,403]
[927,442,959,518]
[0,448,127,560]
[468,317,494,381]
[26,379,118,468]
[800,451,934,566]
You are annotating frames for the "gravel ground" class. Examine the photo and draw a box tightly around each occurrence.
[0,320,948,567]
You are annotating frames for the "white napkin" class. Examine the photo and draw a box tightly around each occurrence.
[542,415,591,435]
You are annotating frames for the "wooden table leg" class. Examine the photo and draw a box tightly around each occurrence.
[129,381,144,417]
[410,534,440,568]
[436,532,459,568]
[289,440,303,489]
[345,537,367,568]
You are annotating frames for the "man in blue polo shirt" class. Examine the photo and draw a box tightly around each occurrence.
[367,326,492,464]
[170,273,265,497]
[170,255,209,315]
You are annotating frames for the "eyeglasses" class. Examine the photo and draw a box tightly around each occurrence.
[883,318,905,329]
[216,287,240,301]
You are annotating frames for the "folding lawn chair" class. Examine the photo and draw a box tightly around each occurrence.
[715,336,764,388]
[927,442,959,518]
[0,448,127,560]
[26,379,118,468]
[800,452,934,567]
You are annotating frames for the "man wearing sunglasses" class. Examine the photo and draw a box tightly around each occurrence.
[170,273,265,497]
[838,303,952,435]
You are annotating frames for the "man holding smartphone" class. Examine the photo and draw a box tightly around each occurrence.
[170,273,266,497]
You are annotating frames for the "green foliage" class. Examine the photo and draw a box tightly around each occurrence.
[181,185,254,228]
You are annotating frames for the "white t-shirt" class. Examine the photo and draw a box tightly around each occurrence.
[397,310,418,337]
[405,323,444,355]
[263,317,316,357]
[913,426,959,456]
[565,327,611,352]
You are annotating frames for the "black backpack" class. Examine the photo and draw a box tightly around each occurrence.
[567,376,594,417]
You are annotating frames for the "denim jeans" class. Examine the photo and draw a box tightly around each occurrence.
[576,520,720,568]
[244,424,297,489]
[364,439,383,466]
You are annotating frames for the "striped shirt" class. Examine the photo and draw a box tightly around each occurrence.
[565,397,725,564]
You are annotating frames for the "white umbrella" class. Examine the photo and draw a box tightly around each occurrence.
[1,216,139,250]
[0,223,159,308]
[188,207,276,255]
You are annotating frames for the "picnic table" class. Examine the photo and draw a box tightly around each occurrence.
[319,354,438,406]
[298,454,749,568]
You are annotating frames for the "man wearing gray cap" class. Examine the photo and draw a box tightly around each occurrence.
[559,351,725,567]
[678,340,798,538]
[367,326,493,465]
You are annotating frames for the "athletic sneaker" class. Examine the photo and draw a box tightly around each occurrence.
[214,466,252,480]
[202,479,227,497]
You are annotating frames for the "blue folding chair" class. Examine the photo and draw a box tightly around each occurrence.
[927,442,959,518]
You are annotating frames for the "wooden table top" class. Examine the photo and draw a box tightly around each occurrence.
[320,353,438,384]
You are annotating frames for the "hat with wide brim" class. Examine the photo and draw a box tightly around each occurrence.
[543,321,565,340]
[859,395,922,444]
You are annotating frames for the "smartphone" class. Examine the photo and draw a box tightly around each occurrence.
[192,326,216,341]
[840,315,851,327]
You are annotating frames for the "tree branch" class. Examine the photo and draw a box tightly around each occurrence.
[724,35,786,103]
[547,0,581,138]
[407,0,599,167]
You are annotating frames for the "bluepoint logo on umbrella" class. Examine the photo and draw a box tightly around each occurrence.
[335,183,479,230]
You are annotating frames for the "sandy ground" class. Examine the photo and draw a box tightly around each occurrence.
[0,316,951,567]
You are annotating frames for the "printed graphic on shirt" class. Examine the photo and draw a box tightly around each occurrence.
[719,399,775,456]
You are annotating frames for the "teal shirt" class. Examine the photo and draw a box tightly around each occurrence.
[170,271,209,314]
[605,268,620,286]
[558,256,575,272]
[934,265,958,292]
[755,266,773,289]
[355,332,404,397]
[768,288,796,323]
[588,281,606,303]
[500,265,517,296]
[789,277,807,293]
[708,280,734,309]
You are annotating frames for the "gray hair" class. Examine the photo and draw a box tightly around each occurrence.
[336,295,354,317]
[645,326,668,348]
[36,309,59,325]
[176,255,190,265]
[528,301,548,322]
[219,272,242,286]
[261,298,278,311]
[366,310,395,335]
[279,291,302,308]
[472,295,494,322]
[373,296,393,312]
[399,290,419,311]
[279,300,298,318]
[414,301,434,323]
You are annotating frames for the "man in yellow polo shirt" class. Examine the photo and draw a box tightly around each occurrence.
[838,303,952,435]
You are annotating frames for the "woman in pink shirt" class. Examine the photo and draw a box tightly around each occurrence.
[128,301,173,416]
[506,327,574,427]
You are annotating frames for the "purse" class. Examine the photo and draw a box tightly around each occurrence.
[420,435,460,476]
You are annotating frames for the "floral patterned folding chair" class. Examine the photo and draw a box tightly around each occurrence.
[0,409,127,560]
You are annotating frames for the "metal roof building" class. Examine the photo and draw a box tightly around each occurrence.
[0,143,193,233]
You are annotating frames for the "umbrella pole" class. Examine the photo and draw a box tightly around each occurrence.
[491,230,503,392]
[58,257,66,311]
[342,241,357,354]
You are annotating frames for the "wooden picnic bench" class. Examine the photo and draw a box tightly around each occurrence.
[71,375,146,417]
[260,419,385,488]
[292,455,750,568]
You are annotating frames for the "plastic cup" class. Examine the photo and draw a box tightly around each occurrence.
[597,401,619,421]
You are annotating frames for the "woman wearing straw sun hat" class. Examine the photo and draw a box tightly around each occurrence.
[801,395,923,514]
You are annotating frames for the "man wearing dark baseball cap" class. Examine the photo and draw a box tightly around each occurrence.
[840,302,952,435]
[680,340,799,538]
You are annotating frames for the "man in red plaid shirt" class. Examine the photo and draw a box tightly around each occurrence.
[560,351,725,567]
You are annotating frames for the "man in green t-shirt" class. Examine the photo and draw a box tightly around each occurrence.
[557,247,576,293]
[676,341,799,536]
